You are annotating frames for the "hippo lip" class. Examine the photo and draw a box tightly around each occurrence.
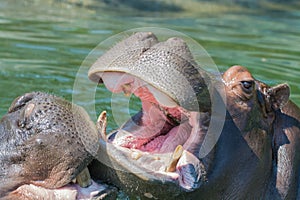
[99,72,209,191]
[13,179,108,199]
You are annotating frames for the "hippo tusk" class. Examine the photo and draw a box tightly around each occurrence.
[166,145,184,172]
[97,111,107,142]
[122,83,132,97]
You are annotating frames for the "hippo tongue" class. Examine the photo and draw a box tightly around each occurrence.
[110,102,191,153]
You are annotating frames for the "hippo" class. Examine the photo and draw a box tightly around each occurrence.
[0,92,116,200]
[87,32,300,199]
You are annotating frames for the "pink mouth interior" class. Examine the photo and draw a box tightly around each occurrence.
[102,72,192,153]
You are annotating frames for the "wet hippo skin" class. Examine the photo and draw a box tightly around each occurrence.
[0,92,102,200]
[87,32,300,199]
[221,65,300,199]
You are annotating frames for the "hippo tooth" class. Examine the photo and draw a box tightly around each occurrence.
[131,151,142,160]
[154,156,160,160]
[122,83,132,97]
[97,111,107,141]
[166,145,184,172]
[144,192,156,199]
[75,167,92,188]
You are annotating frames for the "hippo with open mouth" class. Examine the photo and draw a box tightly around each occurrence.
[0,92,116,200]
[87,32,300,199]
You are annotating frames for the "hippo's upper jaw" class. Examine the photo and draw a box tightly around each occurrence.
[0,92,109,199]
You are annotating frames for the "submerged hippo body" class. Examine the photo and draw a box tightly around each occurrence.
[88,32,300,199]
[0,92,105,199]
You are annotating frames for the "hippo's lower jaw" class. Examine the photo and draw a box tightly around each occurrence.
[12,179,107,200]
[101,139,208,192]
[97,73,211,192]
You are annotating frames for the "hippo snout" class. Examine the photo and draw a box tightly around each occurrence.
[0,92,107,199]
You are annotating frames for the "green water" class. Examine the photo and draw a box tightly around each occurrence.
[0,0,300,129]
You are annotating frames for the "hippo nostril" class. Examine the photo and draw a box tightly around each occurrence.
[8,92,35,113]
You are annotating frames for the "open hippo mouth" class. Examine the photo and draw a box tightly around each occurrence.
[95,72,211,191]
[87,32,214,192]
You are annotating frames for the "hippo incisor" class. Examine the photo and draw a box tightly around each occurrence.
[87,32,300,199]
[0,92,116,200]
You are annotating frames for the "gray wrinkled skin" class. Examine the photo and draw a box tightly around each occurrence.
[0,92,99,199]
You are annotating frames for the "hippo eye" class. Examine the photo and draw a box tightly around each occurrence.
[241,81,254,92]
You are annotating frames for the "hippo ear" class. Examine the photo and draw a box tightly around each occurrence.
[267,83,290,110]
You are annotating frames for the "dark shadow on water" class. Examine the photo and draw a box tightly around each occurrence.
[66,0,300,16]
[101,0,183,12]
[71,0,184,13]
[197,0,299,9]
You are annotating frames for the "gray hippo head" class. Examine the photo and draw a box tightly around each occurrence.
[0,92,106,199]
[88,32,300,199]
